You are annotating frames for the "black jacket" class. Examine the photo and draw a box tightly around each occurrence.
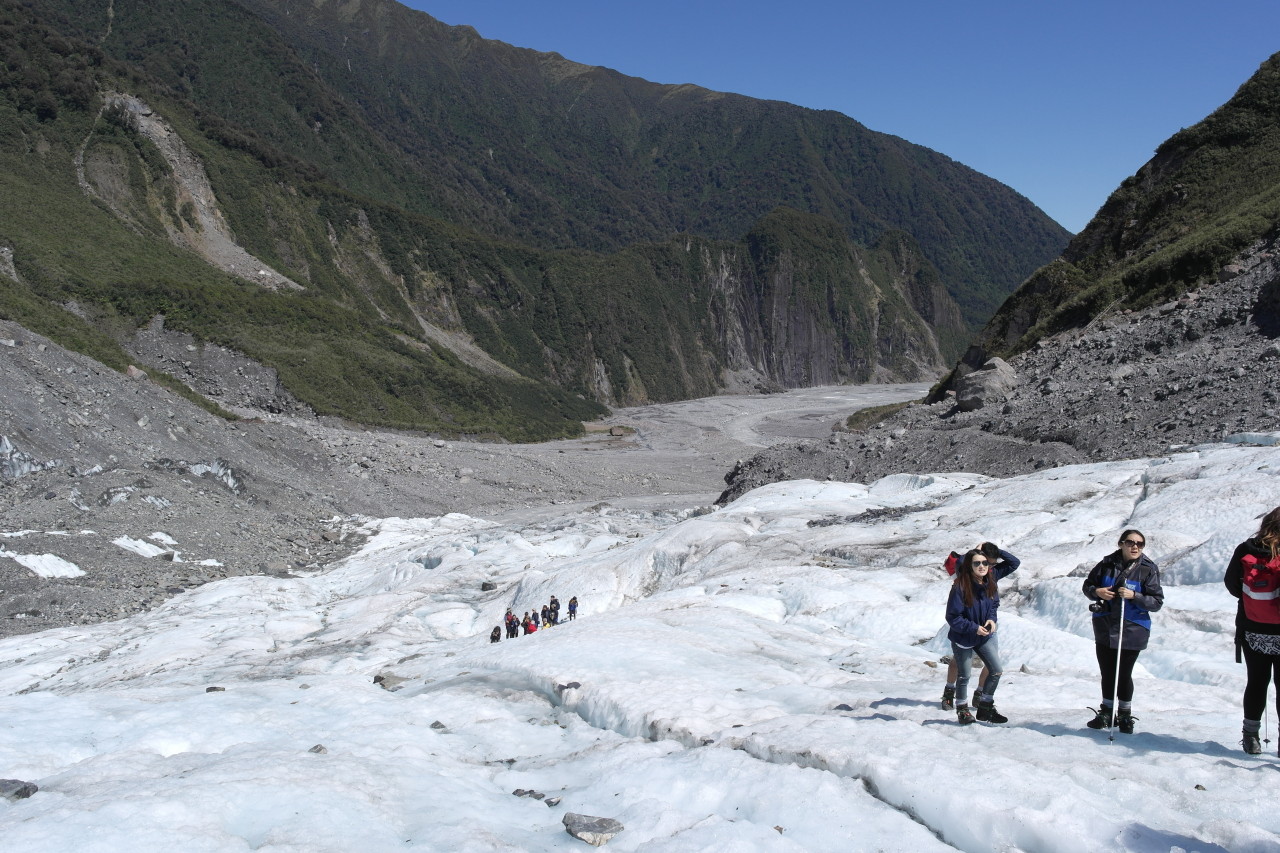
[1082,551,1163,651]
[1224,537,1280,658]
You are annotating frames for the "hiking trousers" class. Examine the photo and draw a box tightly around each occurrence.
[952,636,1003,706]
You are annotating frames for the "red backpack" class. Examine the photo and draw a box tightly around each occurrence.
[943,551,963,577]
[1242,552,1280,624]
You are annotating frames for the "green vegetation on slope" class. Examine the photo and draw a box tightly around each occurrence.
[2,0,1061,441]
[30,0,1067,331]
[983,51,1280,354]
[0,3,600,439]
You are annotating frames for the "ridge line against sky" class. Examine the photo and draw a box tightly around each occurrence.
[407,0,1280,234]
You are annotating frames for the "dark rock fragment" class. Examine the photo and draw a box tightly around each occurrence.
[0,779,37,801]
[563,812,624,847]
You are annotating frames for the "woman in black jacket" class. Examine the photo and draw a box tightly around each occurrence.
[1223,506,1280,755]
[1082,529,1164,734]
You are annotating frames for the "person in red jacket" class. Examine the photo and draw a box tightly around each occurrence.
[1224,506,1280,754]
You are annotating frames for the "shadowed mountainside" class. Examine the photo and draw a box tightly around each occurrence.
[0,0,1067,439]
[721,53,1280,501]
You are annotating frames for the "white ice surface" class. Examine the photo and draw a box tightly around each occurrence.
[1,440,1279,851]
[111,536,171,558]
[0,549,85,578]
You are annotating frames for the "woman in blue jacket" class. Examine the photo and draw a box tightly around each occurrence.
[1082,529,1164,734]
[946,549,1007,725]
[941,542,1019,711]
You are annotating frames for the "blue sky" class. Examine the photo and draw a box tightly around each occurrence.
[403,0,1278,234]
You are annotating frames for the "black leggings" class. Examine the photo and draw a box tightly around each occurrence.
[1095,645,1141,703]
[1242,643,1280,721]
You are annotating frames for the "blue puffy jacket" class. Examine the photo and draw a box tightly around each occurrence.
[1083,551,1163,651]
[945,549,1019,648]
[946,581,999,648]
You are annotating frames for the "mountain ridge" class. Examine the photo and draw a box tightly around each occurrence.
[972,50,1280,359]
[1,0,1067,439]
[718,51,1280,502]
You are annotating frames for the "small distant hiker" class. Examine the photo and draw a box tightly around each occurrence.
[541,604,552,628]
[945,549,1009,724]
[941,543,1019,712]
[505,609,520,639]
[568,596,578,621]
[1083,529,1164,735]
[490,626,501,643]
[549,596,561,625]
[1224,506,1280,755]
[523,612,536,635]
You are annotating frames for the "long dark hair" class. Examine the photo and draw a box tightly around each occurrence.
[953,549,998,607]
[1258,507,1280,558]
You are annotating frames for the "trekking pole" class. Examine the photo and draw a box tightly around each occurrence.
[1109,595,1125,744]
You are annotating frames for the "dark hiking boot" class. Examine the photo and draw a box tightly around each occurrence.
[1243,731,1262,755]
[1086,707,1112,730]
[940,685,955,711]
[976,700,1007,724]
[1116,710,1137,734]
[956,705,975,725]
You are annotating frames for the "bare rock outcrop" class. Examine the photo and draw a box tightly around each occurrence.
[79,94,302,292]
[126,315,313,417]
[0,247,19,284]
[954,357,1018,412]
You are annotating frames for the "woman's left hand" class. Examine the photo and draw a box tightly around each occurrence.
[982,619,997,635]
[1117,587,1135,600]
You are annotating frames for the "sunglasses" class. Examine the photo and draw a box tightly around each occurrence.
[1120,539,1145,548]
[971,559,990,567]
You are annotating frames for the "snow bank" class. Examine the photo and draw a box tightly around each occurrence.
[1,441,1279,851]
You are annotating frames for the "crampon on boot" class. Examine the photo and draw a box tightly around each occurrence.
[1085,707,1112,730]
[976,700,1007,724]
[1243,730,1262,755]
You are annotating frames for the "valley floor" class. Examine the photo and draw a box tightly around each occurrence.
[0,322,927,637]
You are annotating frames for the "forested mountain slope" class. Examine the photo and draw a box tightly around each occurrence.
[720,53,1280,502]
[0,0,1068,439]
[977,51,1280,356]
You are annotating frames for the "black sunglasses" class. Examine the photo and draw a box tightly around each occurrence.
[1120,539,1145,548]
[971,559,990,566]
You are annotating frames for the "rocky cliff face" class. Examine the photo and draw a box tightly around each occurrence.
[709,224,952,392]
[718,236,1280,503]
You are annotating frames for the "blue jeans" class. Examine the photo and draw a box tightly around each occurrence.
[952,636,1003,706]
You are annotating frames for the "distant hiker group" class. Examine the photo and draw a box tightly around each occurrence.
[938,505,1280,757]
[490,595,579,643]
